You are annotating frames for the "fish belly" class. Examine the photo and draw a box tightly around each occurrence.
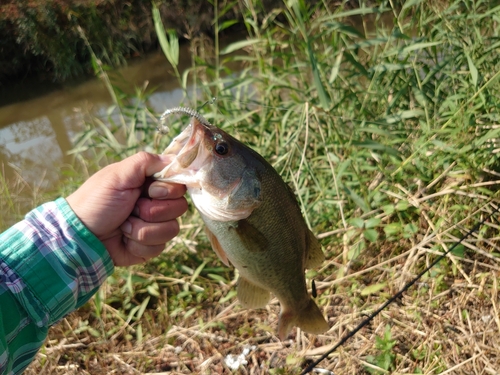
[202,215,309,308]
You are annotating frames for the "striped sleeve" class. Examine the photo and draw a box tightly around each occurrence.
[0,198,114,374]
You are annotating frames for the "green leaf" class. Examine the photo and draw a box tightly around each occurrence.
[184,307,197,319]
[329,49,344,84]
[466,54,479,88]
[384,41,442,57]
[363,229,379,243]
[348,241,365,260]
[88,327,101,338]
[219,290,237,303]
[136,296,150,320]
[329,7,382,18]
[365,218,381,228]
[308,43,331,109]
[473,126,500,147]
[395,200,409,211]
[286,354,301,365]
[94,290,102,318]
[402,0,423,10]
[351,140,400,158]
[208,273,228,283]
[220,38,261,55]
[147,283,160,297]
[371,63,411,72]
[349,217,365,228]
[382,204,395,215]
[383,109,424,124]
[403,222,418,238]
[136,324,143,344]
[344,49,370,77]
[218,19,238,32]
[451,244,465,258]
[384,223,402,236]
[326,21,365,38]
[153,5,179,68]
[191,260,208,284]
[343,186,370,213]
[402,41,443,53]
[360,282,387,296]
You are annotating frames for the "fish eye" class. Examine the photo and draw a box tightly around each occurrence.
[215,142,229,155]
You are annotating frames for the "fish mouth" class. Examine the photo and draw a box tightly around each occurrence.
[153,118,210,184]
[154,118,262,222]
[163,117,203,156]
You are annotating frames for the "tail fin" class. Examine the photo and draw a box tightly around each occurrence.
[277,298,329,340]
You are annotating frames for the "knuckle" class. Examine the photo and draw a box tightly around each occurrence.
[140,204,154,222]
[135,225,151,243]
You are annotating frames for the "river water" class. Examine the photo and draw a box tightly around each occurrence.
[0,48,192,191]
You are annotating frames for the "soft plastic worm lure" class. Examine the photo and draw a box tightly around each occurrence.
[157,106,212,134]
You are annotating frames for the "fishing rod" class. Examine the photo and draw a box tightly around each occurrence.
[301,201,499,375]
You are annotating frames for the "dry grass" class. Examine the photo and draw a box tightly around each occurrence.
[24,177,500,375]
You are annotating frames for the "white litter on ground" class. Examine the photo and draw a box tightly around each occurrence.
[312,368,335,375]
[224,345,257,370]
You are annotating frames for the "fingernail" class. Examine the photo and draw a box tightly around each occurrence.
[149,185,169,199]
[120,220,132,235]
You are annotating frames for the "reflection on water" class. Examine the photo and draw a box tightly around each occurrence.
[0,50,189,191]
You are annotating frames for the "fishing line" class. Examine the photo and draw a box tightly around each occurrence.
[198,97,218,109]
[163,95,419,132]
[300,201,500,375]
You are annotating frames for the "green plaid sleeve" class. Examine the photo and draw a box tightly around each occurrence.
[0,198,114,374]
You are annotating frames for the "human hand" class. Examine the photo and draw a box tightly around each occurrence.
[66,152,187,266]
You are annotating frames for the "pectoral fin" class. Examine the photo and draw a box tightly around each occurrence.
[204,227,230,267]
[231,219,269,253]
[237,276,270,309]
[305,230,324,269]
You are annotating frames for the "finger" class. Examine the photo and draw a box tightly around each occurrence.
[110,152,176,190]
[143,180,187,199]
[133,197,188,223]
[102,235,164,267]
[124,238,166,262]
[120,216,180,246]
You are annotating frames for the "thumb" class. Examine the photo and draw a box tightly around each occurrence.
[111,152,175,190]
[143,152,175,177]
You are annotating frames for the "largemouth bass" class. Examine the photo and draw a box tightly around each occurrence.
[154,107,329,339]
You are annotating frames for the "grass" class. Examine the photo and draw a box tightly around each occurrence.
[3,0,499,373]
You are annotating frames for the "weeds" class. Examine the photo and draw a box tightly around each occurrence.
[0,164,57,229]
[12,0,500,373]
[365,324,397,374]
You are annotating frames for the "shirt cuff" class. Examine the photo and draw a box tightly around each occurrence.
[0,198,114,327]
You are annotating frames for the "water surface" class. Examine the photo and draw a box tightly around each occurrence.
[0,50,189,190]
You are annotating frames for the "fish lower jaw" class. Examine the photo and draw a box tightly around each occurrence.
[191,190,254,222]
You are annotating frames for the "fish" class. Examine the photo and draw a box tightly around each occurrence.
[154,107,329,339]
